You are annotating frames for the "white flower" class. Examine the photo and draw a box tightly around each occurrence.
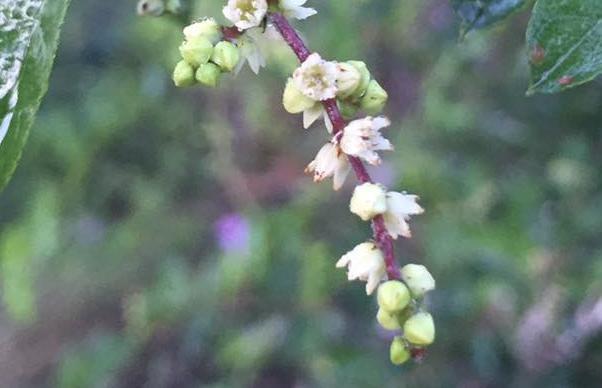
[339,116,393,165]
[234,25,280,74]
[305,142,351,190]
[349,183,387,221]
[383,191,424,239]
[223,0,268,30]
[336,242,387,295]
[279,0,317,20]
[293,53,338,101]
[302,103,333,132]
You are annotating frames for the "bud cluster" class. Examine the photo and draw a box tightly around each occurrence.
[375,265,436,365]
[173,19,241,88]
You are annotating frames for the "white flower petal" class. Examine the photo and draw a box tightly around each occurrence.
[383,192,424,239]
[305,143,350,190]
[303,104,323,129]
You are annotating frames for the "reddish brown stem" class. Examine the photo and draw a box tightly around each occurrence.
[268,12,401,280]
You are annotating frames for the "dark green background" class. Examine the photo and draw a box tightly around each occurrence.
[1,0,602,386]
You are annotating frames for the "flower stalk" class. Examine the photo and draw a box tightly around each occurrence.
[268,11,401,280]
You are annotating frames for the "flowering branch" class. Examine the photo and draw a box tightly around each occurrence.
[167,0,436,366]
[269,11,401,280]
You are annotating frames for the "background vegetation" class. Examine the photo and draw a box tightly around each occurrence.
[1,0,602,386]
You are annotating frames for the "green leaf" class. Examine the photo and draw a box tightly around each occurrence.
[452,0,527,35]
[0,0,71,192]
[527,0,602,94]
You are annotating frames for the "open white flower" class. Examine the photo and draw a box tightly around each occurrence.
[383,191,424,239]
[279,0,317,20]
[293,53,338,101]
[339,116,393,165]
[305,142,351,190]
[223,0,268,30]
[336,242,387,295]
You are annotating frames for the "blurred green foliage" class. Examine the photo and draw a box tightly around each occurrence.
[1,0,602,387]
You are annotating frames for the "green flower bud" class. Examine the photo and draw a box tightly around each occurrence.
[283,78,315,114]
[184,18,222,45]
[338,99,359,120]
[179,37,213,67]
[347,61,371,100]
[390,336,411,365]
[377,281,411,312]
[336,62,362,99]
[360,80,388,115]
[195,63,221,87]
[172,60,195,87]
[211,41,240,73]
[377,308,401,330]
[400,264,435,297]
[404,312,435,346]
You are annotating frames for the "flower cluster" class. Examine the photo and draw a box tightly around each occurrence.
[283,55,389,132]
[172,18,242,88]
[168,0,436,365]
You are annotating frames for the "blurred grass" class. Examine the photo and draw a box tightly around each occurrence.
[1,0,602,387]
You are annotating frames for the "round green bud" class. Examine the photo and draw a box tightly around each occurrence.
[172,60,195,87]
[195,63,221,88]
[360,80,388,115]
[347,61,371,100]
[404,312,435,346]
[377,308,401,330]
[390,336,411,365]
[282,78,316,114]
[400,264,435,298]
[338,99,359,120]
[184,18,221,45]
[211,41,240,73]
[336,62,362,99]
[179,37,213,67]
[378,281,411,312]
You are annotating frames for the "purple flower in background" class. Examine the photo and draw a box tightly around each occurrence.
[215,213,251,254]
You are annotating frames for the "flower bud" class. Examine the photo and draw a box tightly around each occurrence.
[179,37,213,67]
[377,308,401,330]
[172,60,195,87]
[349,182,387,221]
[338,99,359,120]
[390,336,411,365]
[347,61,371,100]
[211,41,240,73]
[400,264,435,297]
[195,63,221,88]
[184,18,221,44]
[403,312,435,346]
[283,79,316,114]
[377,281,411,313]
[336,62,362,99]
[360,80,388,115]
